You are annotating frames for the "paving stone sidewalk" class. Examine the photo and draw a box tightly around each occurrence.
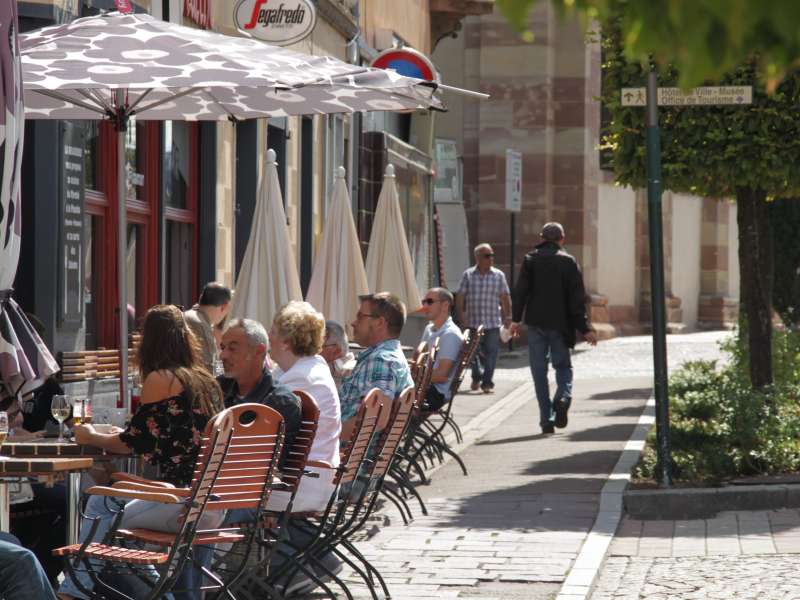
[591,510,800,599]
[298,332,730,599]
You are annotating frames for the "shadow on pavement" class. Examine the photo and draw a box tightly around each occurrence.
[588,387,652,400]
[604,404,648,418]
[475,433,551,446]
[433,479,606,531]
[565,423,638,442]
[522,449,627,476]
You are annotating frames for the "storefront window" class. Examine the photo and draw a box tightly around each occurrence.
[163,121,189,209]
[165,220,193,310]
[124,119,146,200]
[83,122,99,191]
[396,166,432,292]
[84,214,96,349]
[126,224,140,317]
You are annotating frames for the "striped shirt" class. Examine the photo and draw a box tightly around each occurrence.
[457,266,510,329]
[339,339,413,421]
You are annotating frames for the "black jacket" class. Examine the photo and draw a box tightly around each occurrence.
[217,368,302,462]
[511,241,590,348]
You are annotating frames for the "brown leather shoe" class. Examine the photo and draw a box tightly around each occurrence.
[470,380,481,391]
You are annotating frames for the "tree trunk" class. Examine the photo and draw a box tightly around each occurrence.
[736,186,774,388]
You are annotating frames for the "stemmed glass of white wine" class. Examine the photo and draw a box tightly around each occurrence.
[0,411,8,450]
[51,395,71,443]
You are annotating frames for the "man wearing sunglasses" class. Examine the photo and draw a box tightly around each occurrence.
[456,243,513,394]
[418,288,464,410]
[339,292,413,439]
[510,222,597,434]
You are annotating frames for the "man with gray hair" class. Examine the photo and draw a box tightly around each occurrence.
[456,243,512,393]
[217,318,302,450]
[511,222,597,435]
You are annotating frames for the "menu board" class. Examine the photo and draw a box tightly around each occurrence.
[59,122,85,327]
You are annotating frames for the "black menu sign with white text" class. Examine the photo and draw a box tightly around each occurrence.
[59,122,85,327]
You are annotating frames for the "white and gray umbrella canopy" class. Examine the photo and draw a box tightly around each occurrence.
[306,167,369,336]
[20,11,444,120]
[365,165,422,313]
[19,11,444,401]
[227,150,302,333]
[0,2,58,399]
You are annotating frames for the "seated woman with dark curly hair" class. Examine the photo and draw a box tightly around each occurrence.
[59,304,223,600]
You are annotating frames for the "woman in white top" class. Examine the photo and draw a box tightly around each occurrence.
[268,301,342,512]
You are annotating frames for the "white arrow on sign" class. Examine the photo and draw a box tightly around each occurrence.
[621,86,753,107]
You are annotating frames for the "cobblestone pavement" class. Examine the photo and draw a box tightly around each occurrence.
[300,332,731,599]
[589,510,800,598]
[591,554,800,599]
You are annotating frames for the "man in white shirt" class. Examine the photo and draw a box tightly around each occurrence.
[418,287,464,410]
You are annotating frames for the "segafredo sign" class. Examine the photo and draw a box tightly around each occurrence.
[234,0,317,46]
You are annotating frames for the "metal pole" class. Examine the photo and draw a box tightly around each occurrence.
[116,89,129,411]
[645,70,672,487]
[509,212,516,351]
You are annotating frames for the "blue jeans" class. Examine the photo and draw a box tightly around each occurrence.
[0,534,57,600]
[470,327,500,388]
[527,327,573,428]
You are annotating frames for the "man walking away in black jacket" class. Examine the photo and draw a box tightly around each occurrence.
[510,223,597,434]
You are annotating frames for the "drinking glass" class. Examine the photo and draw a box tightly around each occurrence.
[0,412,8,450]
[51,395,71,443]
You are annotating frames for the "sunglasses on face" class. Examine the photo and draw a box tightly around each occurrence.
[480,253,495,258]
[422,298,441,305]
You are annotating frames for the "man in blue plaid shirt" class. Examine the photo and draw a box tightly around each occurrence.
[339,292,413,439]
[456,243,512,393]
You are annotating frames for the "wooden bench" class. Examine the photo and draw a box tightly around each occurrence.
[57,333,142,383]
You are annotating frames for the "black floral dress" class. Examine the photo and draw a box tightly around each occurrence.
[119,391,209,487]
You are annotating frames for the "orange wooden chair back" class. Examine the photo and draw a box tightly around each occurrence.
[372,386,416,478]
[282,389,320,494]
[194,403,284,513]
[335,388,382,487]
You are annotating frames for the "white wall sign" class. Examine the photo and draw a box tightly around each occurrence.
[234,0,317,46]
[505,149,522,212]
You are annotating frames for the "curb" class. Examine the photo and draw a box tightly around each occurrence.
[555,393,655,600]
[624,483,800,520]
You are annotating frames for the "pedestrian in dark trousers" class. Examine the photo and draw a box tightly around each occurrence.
[510,223,597,434]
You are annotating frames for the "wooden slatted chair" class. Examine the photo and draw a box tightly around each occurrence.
[221,390,320,598]
[402,326,483,483]
[55,404,285,599]
[265,389,384,599]
[53,408,238,600]
[276,388,417,600]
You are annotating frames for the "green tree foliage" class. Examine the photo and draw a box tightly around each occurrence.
[496,0,800,89]
[769,199,800,326]
[601,18,800,387]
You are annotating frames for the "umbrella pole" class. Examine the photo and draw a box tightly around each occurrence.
[116,90,129,411]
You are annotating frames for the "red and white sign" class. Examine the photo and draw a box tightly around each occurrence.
[234,0,317,46]
[184,0,212,29]
[371,47,439,83]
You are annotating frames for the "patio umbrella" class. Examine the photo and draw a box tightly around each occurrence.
[306,166,369,336]
[365,165,422,313]
[19,11,444,400]
[227,149,301,331]
[0,2,59,401]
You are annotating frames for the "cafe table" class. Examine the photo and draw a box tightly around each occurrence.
[0,456,93,543]
[1,440,117,544]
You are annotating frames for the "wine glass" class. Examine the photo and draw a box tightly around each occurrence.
[0,411,8,450]
[51,395,71,443]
